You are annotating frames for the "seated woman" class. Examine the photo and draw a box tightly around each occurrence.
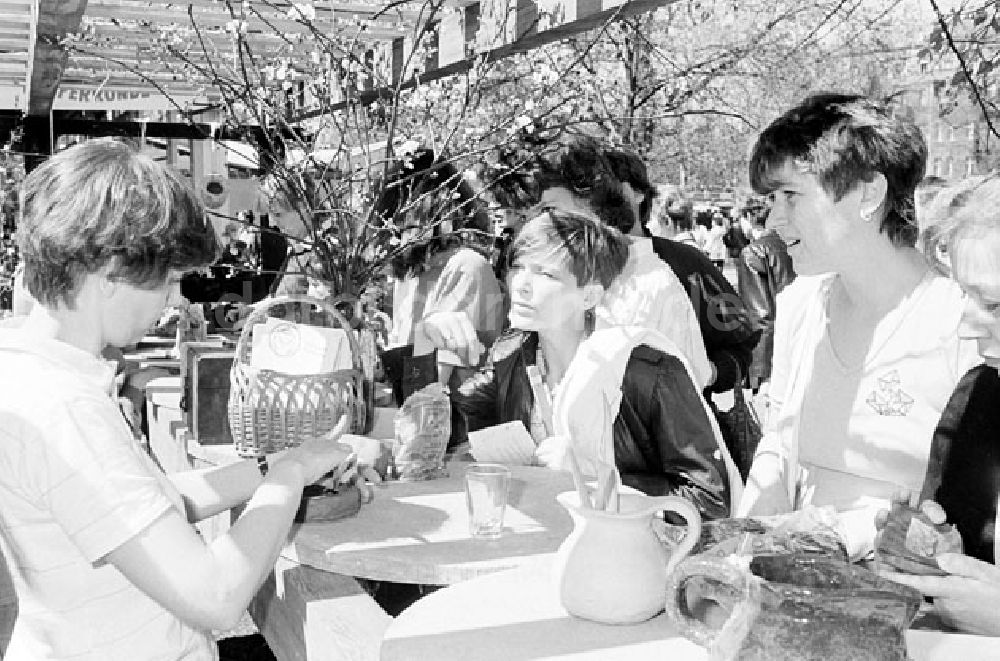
[452,209,735,520]
[736,93,981,559]
[878,174,1000,636]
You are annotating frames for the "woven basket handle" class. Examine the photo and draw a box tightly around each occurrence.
[233,295,364,375]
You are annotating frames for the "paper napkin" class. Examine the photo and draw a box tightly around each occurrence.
[468,421,537,466]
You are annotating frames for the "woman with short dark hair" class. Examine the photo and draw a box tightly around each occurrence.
[737,94,981,561]
[453,209,736,518]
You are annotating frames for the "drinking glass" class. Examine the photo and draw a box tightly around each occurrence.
[465,463,511,539]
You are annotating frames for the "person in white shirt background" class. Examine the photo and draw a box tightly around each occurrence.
[704,212,729,268]
[736,93,981,561]
[0,139,354,660]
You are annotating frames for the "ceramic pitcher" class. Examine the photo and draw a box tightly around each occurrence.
[553,490,702,625]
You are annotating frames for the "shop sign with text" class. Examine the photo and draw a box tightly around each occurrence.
[53,85,204,110]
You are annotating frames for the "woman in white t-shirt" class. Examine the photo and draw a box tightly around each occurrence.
[735,94,980,560]
[0,140,353,660]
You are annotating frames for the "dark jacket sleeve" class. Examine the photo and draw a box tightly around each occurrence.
[449,348,503,443]
[650,238,759,393]
[688,266,759,393]
[737,236,795,389]
[616,349,730,519]
[736,244,770,389]
[922,365,1000,564]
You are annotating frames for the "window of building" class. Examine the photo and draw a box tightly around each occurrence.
[968,123,976,141]
[947,158,954,177]
[967,158,977,176]
[933,158,942,176]
[937,123,946,142]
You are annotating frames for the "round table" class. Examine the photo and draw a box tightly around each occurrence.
[380,559,707,661]
[283,462,577,585]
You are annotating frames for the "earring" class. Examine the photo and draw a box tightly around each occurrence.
[861,209,874,223]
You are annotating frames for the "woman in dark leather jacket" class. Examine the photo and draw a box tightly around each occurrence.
[451,210,731,520]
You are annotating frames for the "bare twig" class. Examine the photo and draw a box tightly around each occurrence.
[928,0,1000,140]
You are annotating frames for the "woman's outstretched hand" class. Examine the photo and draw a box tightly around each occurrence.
[279,416,355,485]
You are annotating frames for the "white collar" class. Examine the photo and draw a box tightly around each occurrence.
[0,328,118,397]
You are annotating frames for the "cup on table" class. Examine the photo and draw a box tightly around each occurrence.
[464,463,511,540]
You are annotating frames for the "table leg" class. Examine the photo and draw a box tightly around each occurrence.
[250,557,392,661]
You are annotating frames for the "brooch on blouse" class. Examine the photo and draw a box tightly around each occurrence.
[866,370,915,417]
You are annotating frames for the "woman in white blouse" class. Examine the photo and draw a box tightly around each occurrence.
[736,93,980,561]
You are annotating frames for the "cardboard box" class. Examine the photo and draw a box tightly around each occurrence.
[182,344,237,445]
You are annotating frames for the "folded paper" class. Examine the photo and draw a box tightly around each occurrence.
[468,421,537,466]
[251,317,353,374]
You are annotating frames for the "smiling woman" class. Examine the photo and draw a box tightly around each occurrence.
[736,93,982,561]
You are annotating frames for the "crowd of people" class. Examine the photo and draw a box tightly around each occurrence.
[2,88,1000,661]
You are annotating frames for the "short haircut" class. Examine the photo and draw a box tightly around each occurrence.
[18,138,219,308]
[920,173,1000,274]
[749,92,927,248]
[509,209,629,289]
[605,148,655,223]
[533,136,637,234]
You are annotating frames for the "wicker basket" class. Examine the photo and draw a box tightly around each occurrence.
[228,295,367,456]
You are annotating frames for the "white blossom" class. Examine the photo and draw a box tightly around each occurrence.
[287,1,316,22]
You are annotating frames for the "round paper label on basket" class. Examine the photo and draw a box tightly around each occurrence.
[269,322,302,356]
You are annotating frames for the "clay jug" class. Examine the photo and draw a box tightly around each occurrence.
[553,490,702,624]
[663,553,922,661]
